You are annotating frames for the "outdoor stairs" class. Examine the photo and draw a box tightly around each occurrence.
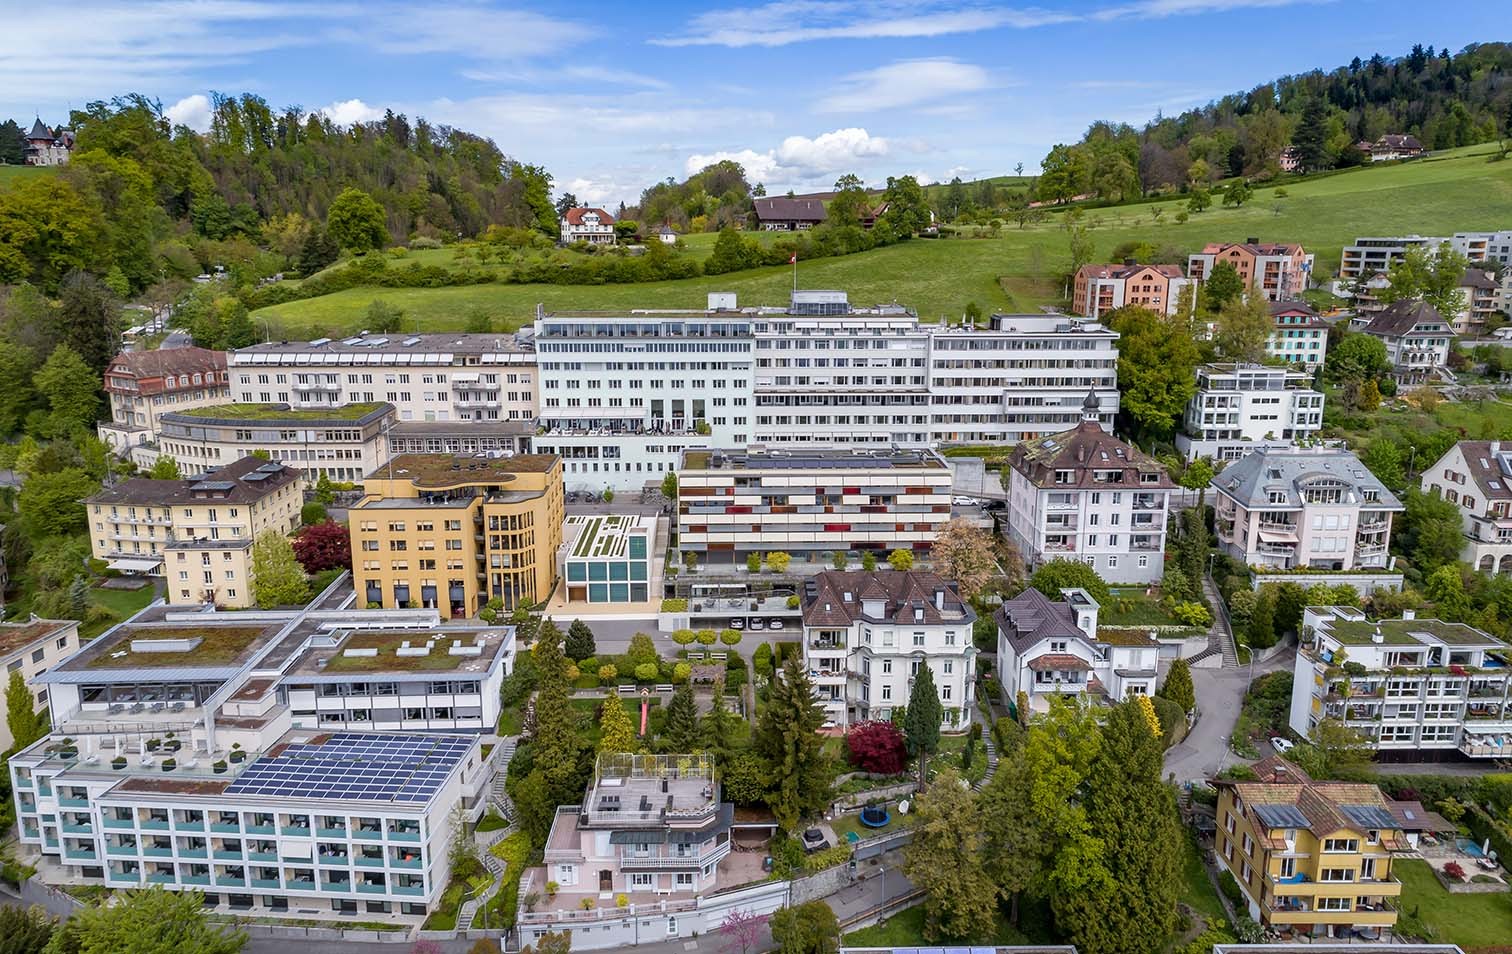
[488,737,518,822]
[1201,573,1240,668]
[974,733,999,791]
[457,824,516,931]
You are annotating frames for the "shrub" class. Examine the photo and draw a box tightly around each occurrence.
[634,663,658,682]
[1443,861,1466,881]
[786,595,800,609]
[845,720,908,774]
[719,628,741,646]
[1219,870,1245,907]
[746,553,762,573]
[598,664,618,682]
[672,628,696,645]
[1151,695,1188,748]
[753,643,774,677]
[661,598,688,612]
[673,662,692,683]
[1171,601,1213,628]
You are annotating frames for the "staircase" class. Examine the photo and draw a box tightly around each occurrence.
[974,732,999,791]
[458,824,516,931]
[1201,573,1240,668]
[488,737,518,822]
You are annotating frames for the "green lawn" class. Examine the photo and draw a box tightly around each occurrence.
[1178,830,1229,927]
[0,165,55,190]
[831,807,917,844]
[254,145,1512,338]
[1395,858,1512,948]
[1102,592,1185,627]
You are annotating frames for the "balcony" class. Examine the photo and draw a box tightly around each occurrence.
[393,884,425,897]
[322,881,354,893]
[211,849,241,861]
[179,848,208,860]
[286,879,316,891]
[181,874,211,886]
[317,852,349,865]
[61,821,93,835]
[140,819,170,831]
[142,847,173,858]
[281,825,311,837]
[252,878,281,890]
[245,823,275,836]
[390,855,423,870]
[387,830,421,843]
[317,827,348,839]
[210,822,240,835]
[146,873,175,885]
[352,827,383,841]
[356,882,387,895]
[107,844,137,857]
[247,851,277,863]
[1132,495,1162,510]
[65,848,98,862]
[354,855,386,868]
[215,876,246,888]
[110,871,139,884]
[58,797,89,809]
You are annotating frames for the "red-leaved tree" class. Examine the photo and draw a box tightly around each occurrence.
[845,719,908,775]
[292,520,351,573]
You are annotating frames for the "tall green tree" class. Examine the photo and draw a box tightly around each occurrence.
[325,187,389,253]
[1202,261,1245,312]
[1214,292,1274,363]
[60,886,246,954]
[0,340,36,435]
[1290,97,1332,171]
[33,343,100,437]
[701,677,736,766]
[7,669,49,751]
[768,901,838,954]
[902,662,942,790]
[17,467,97,538]
[54,271,120,377]
[1029,558,1112,605]
[903,767,999,941]
[662,683,701,753]
[979,744,1043,924]
[597,697,636,755]
[1157,657,1196,713]
[0,902,55,954]
[1424,564,1472,622]
[754,656,831,829]
[1380,242,1471,317]
[0,118,27,164]
[1396,488,1465,575]
[1179,457,1217,513]
[147,456,182,480]
[0,178,110,291]
[565,619,596,661]
[1106,306,1201,443]
[1024,699,1107,897]
[879,175,931,234]
[250,529,309,608]
[530,620,580,800]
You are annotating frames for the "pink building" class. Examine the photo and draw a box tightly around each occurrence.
[1188,240,1314,301]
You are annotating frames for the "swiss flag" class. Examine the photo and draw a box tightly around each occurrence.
[789,253,798,265]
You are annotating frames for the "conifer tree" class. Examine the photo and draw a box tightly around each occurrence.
[754,656,830,829]
[597,697,636,755]
[662,683,701,752]
[701,678,735,765]
[903,662,942,790]
[531,620,580,799]
[903,767,999,941]
[1157,657,1196,713]
[566,619,596,661]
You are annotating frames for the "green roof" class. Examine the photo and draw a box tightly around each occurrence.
[175,403,386,422]
[83,625,273,669]
[319,633,482,673]
[1326,618,1504,647]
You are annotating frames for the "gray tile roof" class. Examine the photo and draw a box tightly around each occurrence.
[995,588,1088,655]
[1211,448,1402,510]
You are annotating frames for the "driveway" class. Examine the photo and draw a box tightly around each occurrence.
[1164,647,1295,785]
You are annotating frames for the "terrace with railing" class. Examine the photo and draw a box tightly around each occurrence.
[580,753,718,827]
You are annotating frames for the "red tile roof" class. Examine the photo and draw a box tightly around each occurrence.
[105,347,227,396]
[562,207,614,226]
[1027,654,1092,671]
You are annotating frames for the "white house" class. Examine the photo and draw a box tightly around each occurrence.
[560,207,616,244]
[1420,440,1512,577]
[1353,300,1456,384]
[799,570,976,728]
[1176,363,1325,462]
[1267,300,1330,369]
[994,586,1160,712]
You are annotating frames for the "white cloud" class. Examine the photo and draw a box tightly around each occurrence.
[165,93,213,131]
[566,176,635,207]
[906,171,937,186]
[684,148,782,182]
[320,98,385,126]
[685,127,892,189]
[816,58,990,113]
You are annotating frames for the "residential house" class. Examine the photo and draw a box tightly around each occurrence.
[1211,448,1401,571]
[559,207,616,244]
[1288,605,1512,760]
[1453,269,1500,335]
[1071,262,1190,317]
[1353,300,1456,384]
[753,196,825,231]
[1212,755,1404,938]
[0,618,80,751]
[799,570,976,728]
[1338,231,1512,284]
[1419,440,1512,576]
[83,457,303,607]
[1176,363,1325,462]
[1187,240,1314,301]
[23,117,71,165]
[98,348,232,455]
[994,586,1159,711]
[1369,134,1425,161]
[1268,301,1331,368]
[1278,146,1302,173]
[1002,393,1175,583]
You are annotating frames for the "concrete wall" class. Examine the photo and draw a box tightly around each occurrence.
[946,458,1000,499]
[1250,571,1404,596]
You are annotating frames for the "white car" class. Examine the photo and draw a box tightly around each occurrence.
[1271,737,1295,754]
[768,619,785,631]
[951,495,978,507]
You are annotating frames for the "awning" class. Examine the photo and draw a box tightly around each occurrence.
[1257,529,1297,543]
[609,830,665,845]
[107,557,163,573]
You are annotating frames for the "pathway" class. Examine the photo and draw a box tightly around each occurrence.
[1187,573,1238,669]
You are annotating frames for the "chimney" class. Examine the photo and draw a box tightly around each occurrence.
[1402,609,1416,621]
[1371,627,1384,644]
[1492,441,1501,455]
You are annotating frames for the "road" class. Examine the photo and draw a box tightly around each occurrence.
[1163,648,1294,784]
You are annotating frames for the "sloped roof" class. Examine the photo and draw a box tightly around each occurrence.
[1027,653,1092,671]
[26,117,53,140]
[1210,447,1401,511]
[106,347,226,394]
[1361,299,1454,339]
[1269,299,1317,317]
[84,456,300,506]
[1218,756,1405,843]
[562,207,614,226]
[995,587,1088,654]
[801,570,972,628]
[1451,440,1512,502]
[1459,268,1498,291]
[1377,134,1424,150]
[1078,262,1183,281]
[1199,241,1305,256]
[1007,418,1174,490]
[754,196,826,222]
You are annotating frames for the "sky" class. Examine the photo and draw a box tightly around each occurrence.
[2,0,1506,207]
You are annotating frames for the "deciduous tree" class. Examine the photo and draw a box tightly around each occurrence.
[326,187,389,253]
[291,520,351,573]
[928,518,997,598]
[1214,292,1273,363]
[1106,305,1200,443]
[768,901,838,954]
[147,456,181,480]
[251,529,309,608]
[903,767,999,941]
[62,886,246,954]
[33,344,99,436]
[1029,558,1111,606]
[844,719,907,775]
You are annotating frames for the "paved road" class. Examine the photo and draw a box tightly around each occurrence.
[1164,648,1294,785]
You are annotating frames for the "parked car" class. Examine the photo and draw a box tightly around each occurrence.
[728,618,744,630]
[749,618,765,631]
[1271,737,1295,754]
[768,619,785,631]
[951,495,978,507]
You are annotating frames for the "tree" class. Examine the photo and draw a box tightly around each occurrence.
[844,719,907,775]
[364,299,404,334]
[1380,242,1470,318]
[33,344,99,436]
[17,467,97,538]
[826,176,870,227]
[768,901,838,954]
[626,633,658,667]
[705,226,759,275]
[1203,261,1245,313]
[831,551,847,570]
[1326,333,1389,383]
[62,886,246,954]
[147,456,182,480]
[566,619,596,661]
[1106,306,1200,442]
[1186,188,1211,213]
[928,518,998,598]
[1179,457,1217,514]
[1214,292,1273,363]
[0,119,27,165]
[765,551,791,574]
[903,662,942,790]
[7,668,49,751]
[1029,558,1112,606]
[1291,97,1332,171]
[597,696,636,754]
[1293,718,1372,780]
[1425,564,1471,622]
[0,340,37,436]
[718,909,767,954]
[662,682,701,752]
[702,678,736,763]
[1360,440,1405,490]
[521,931,571,954]
[1022,698,1106,896]
[0,903,54,954]
[1158,656,1196,713]
[861,551,877,572]
[661,471,678,499]
[754,656,831,829]
[1247,585,1277,648]
[1397,488,1464,575]
[326,187,389,253]
[291,520,351,573]
[553,192,580,218]
[1222,179,1253,207]
[0,178,110,292]
[903,767,999,941]
[298,227,340,275]
[1066,214,1094,276]
[980,744,1043,925]
[251,529,309,608]
[879,175,931,235]
[886,548,915,572]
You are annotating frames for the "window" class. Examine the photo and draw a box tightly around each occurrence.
[630,873,653,888]
[1318,897,1351,911]
[1322,838,1358,853]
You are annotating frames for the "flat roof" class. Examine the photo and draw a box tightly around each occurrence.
[682,447,947,471]
[233,332,531,357]
[0,619,74,659]
[61,622,280,673]
[368,453,559,486]
[287,628,513,677]
[1324,617,1504,647]
[167,402,389,424]
[225,731,475,804]
[563,514,656,561]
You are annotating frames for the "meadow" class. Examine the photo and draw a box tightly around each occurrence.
[239,143,1508,337]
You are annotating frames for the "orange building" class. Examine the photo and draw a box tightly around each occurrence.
[1188,240,1314,301]
[1071,262,1189,317]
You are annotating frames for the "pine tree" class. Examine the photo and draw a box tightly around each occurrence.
[1291,97,1332,171]
[701,678,735,765]
[67,574,90,619]
[903,662,943,790]
[902,767,1000,941]
[980,748,1044,925]
[662,683,701,752]
[531,620,580,799]
[597,696,636,755]
[565,618,596,661]
[1157,657,1196,713]
[754,656,831,829]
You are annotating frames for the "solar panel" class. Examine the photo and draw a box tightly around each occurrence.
[1341,805,1398,830]
[1253,804,1310,829]
[225,733,472,804]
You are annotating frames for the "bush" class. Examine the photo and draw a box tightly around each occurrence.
[1171,601,1213,628]
[1151,695,1188,748]
[753,643,774,677]
[598,664,618,682]
[672,628,696,645]
[786,595,800,609]
[695,629,717,645]
[844,720,908,774]
[300,502,328,524]
[1219,870,1245,907]
[719,628,742,646]
[1443,861,1466,881]
[634,663,659,682]
[672,662,692,683]
[661,598,688,612]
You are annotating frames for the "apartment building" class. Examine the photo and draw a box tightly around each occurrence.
[676,446,952,564]
[84,457,302,607]
[752,292,932,447]
[559,514,657,605]
[994,586,1159,711]
[1176,363,1325,462]
[230,332,537,454]
[156,403,392,481]
[98,348,231,455]
[1071,262,1190,317]
[1211,449,1401,571]
[1289,605,1512,760]
[1353,301,1456,384]
[1188,240,1314,301]
[1268,301,1330,368]
[7,597,504,920]
[0,618,80,751]
[532,301,753,491]
[1454,269,1500,335]
[1339,232,1512,281]
[1003,394,1174,584]
[799,570,976,727]
[1419,440,1512,577]
[1213,755,1403,938]
[350,454,564,618]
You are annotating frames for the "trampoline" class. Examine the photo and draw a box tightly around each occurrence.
[859,804,891,828]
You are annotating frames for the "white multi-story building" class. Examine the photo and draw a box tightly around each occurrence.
[994,586,1159,711]
[532,301,754,491]
[1176,363,1325,462]
[559,207,616,245]
[799,570,976,728]
[7,591,509,921]
[1289,605,1512,761]
[1420,440,1512,577]
[156,403,393,482]
[1353,300,1456,384]
[1267,301,1330,368]
[1002,394,1175,584]
[229,333,537,454]
[0,618,80,752]
[1340,232,1512,281]
[1211,448,1402,571]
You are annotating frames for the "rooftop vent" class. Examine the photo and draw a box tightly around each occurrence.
[131,636,203,654]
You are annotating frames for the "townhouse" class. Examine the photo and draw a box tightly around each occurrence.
[1002,394,1175,584]
[1289,606,1511,760]
[1188,240,1314,301]
[1353,300,1456,384]
[1213,755,1403,939]
[1176,363,1325,462]
[350,454,565,618]
[156,403,392,482]
[799,570,976,728]
[676,446,952,565]
[1419,440,1512,576]
[1267,301,1330,369]
[98,348,231,456]
[559,207,616,245]
[1071,261,1190,317]
[0,618,80,751]
[83,457,303,607]
[994,586,1159,711]
[1211,448,1401,571]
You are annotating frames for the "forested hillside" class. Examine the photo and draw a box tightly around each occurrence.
[1036,42,1512,203]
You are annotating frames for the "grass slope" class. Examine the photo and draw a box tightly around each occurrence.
[0,165,56,189]
[255,145,1512,338]
[1395,858,1512,948]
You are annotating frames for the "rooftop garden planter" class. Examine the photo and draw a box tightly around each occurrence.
[161,758,177,772]
[112,757,128,770]
[213,760,228,774]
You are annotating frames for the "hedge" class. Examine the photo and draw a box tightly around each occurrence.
[1465,803,1512,871]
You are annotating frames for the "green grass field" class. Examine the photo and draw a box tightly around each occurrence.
[0,164,55,189]
[253,145,1512,338]
[1395,858,1512,948]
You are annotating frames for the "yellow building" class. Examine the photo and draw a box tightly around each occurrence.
[1212,756,1404,939]
[84,457,303,608]
[351,454,564,619]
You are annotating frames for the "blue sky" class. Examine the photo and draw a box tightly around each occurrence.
[2,1,1505,206]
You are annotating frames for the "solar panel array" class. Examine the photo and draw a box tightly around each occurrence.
[1252,803,1310,829]
[225,733,471,803]
[1341,804,1398,830]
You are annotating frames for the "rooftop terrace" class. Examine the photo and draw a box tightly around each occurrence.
[582,753,718,827]
[368,453,559,487]
[1323,616,1504,647]
[564,514,655,560]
